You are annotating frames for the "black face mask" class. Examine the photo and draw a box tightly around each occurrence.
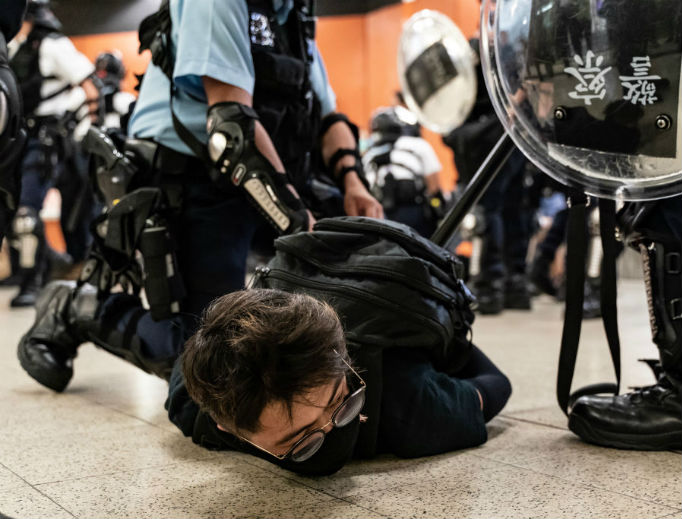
[268,415,361,477]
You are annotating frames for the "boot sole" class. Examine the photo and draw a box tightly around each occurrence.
[569,413,682,451]
[17,337,72,393]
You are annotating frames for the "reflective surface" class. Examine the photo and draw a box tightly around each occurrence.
[481,0,682,201]
[398,10,477,134]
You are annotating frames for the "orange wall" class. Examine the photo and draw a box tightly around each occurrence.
[70,31,149,94]
[69,2,481,189]
[319,1,480,190]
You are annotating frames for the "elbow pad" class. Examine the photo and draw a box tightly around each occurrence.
[206,102,309,234]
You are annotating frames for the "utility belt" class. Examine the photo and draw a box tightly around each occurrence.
[127,138,210,211]
[81,127,196,321]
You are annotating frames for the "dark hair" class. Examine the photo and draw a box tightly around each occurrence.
[182,289,348,434]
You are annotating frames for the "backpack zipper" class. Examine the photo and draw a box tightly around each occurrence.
[275,240,459,306]
[257,266,453,343]
[314,219,459,271]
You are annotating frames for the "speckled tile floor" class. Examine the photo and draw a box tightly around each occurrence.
[0,280,680,519]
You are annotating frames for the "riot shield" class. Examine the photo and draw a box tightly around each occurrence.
[480,0,682,201]
[398,10,516,247]
[398,10,477,134]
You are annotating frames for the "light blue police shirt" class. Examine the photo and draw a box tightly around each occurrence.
[129,0,337,156]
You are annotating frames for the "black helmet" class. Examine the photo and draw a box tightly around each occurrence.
[370,106,421,140]
[26,0,62,32]
[95,51,126,90]
[26,0,49,15]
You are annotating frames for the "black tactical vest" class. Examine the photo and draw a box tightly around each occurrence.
[247,0,321,190]
[9,28,59,116]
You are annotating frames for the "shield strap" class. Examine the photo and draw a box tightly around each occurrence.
[557,194,621,415]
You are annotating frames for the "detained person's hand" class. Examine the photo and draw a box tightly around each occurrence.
[343,173,384,219]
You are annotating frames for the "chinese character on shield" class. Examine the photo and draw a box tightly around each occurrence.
[619,56,661,106]
[564,51,612,106]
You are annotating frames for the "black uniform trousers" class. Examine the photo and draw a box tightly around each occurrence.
[477,149,531,279]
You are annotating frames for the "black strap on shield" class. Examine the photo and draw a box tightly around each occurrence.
[598,198,622,396]
[557,194,621,415]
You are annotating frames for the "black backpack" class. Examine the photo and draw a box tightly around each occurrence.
[253,216,476,456]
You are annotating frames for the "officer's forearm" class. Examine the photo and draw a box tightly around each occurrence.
[321,119,357,176]
[203,79,310,234]
[254,121,285,173]
[203,76,287,176]
[425,172,441,195]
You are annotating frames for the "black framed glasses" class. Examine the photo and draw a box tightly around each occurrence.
[237,356,366,463]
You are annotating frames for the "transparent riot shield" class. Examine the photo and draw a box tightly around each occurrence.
[480,0,682,202]
[398,10,478,134]
[398,10,517,247]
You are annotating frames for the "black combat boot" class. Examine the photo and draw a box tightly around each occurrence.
[569,241,682,450]
[17,281,93,391]
[18,281,175,393]
[46,247,75,280]
[504,273,532,310]
[10,268,45,307]
[474,277,505,315]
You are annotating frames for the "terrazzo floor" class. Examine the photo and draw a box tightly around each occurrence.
[0,280,680,519]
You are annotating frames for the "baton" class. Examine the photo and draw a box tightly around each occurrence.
[431,133,515,247]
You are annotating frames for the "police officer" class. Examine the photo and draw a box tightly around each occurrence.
[363,104,445,237]
[17,0,382,393]
[443,35,533,315]
[7,0,100,307]
[93,51,135,131]
[530,198,625,319]
[0,0,27,243]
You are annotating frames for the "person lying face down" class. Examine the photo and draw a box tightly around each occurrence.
[169,289,512,476]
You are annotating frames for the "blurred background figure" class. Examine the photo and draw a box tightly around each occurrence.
[530,192,623,320]
[363,99,447,238]
[442,36,532,315]
[0,0,27,245]
[4,0,100,307]
[94,50,135,131]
